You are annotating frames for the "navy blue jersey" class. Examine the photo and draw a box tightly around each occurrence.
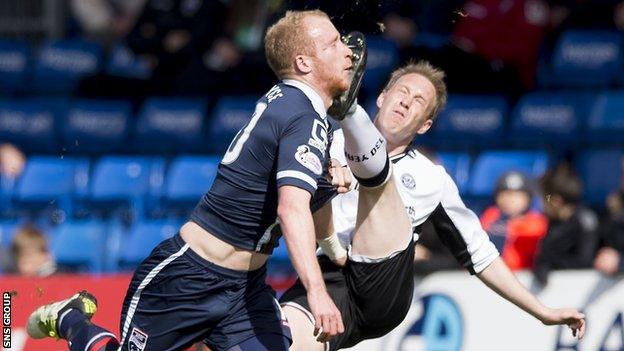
[191,80,331,253]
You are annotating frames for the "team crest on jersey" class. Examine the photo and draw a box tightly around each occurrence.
[128,327,148,351]
[295,145,323,175]
[401,173,416,189]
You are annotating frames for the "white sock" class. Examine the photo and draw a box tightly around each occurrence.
[339,105,390,187]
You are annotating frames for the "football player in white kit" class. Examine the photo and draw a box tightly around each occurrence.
[279,60,587,351]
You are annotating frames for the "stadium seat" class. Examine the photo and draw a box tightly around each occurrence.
[134,98,207,153]
[509,91,593,147]
[577,149,623,206]
[0,40,29,93]
[429,95,508,149]
[32,39,103,94]
[0,219,20,248]
[14,156,89,217]
[88,156,165,217]
[0,98,65,153]
[362,36,399,96]
[50,220,107,272]
[435,152,471,194]
[63,99,132,154]
[162,155,220,212]
[208,96,257,153]
[468,150,549,197]
[586,91,624,145]
[544,30,623,88]
[267,236,294,277]
[106,43,151,79]
[116,219,181,269]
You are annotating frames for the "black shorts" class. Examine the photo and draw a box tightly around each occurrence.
[118,233,291,351]
[279,239,415,350]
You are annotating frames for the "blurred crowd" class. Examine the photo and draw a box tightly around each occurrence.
[2,0,624,283]
[58,0,624,100]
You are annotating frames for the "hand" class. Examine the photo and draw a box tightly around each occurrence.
[593,247,620,275]
[307,288,344,343]
[331,256,347,267]
[541,308,586,340]
[328,158,352,193]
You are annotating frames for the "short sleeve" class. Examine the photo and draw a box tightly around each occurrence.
[276,113,329,195]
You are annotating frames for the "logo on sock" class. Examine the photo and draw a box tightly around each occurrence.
[129,327,148,351]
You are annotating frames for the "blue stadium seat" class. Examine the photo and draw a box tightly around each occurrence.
[587,91,624,144]
[134,98,207,153]
[164,155,220,207]
[0,219,20,248]
[32,39,102,93]
[429,95,508,149]
[577,149,623,206]
[14,156,89,216]
[468,150,549,197]
[0,40,29,93]
[267,236,294,277]
[208,96,257,153]
[362,36,399,96]
[0,98,65,153]
[117,219,181,269]
[51,220,107,272]
[435,152,471,194]
[106,43,151,79]
[544,30,623,88]
[509,91,592,147]
[63,99,131,154]
[88,156,165,217]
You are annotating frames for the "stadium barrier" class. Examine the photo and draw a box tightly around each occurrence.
[2,270,622,351]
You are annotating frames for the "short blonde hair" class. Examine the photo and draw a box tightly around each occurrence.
[383,60,447,121]
[264,10,329,78]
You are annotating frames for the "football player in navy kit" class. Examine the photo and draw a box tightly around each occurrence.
[26,10,356,351]
[280,60,587,350]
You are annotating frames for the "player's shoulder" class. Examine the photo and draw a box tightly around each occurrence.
[397,148,446,175]
[262,83,321,122]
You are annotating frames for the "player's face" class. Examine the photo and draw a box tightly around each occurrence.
[305,16,353,97]
[374,73,436,147]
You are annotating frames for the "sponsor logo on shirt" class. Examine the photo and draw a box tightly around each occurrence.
[295,145,323,175]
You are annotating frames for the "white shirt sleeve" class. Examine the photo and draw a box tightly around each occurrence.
[430,170,499,274]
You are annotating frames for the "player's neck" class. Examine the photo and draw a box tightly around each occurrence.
[288,76,333,109]
[387,142,408,157]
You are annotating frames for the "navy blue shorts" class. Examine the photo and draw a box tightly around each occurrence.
[117,233,292,351]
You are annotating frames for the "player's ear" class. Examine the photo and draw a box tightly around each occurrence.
[376,91,386,109]
[417,118,433,135]
[294,55,313,74]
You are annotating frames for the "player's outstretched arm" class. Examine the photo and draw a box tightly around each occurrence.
[278,185,345,342]
[477,257,586,339]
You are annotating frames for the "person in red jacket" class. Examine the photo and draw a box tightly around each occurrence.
[481,171,548,270]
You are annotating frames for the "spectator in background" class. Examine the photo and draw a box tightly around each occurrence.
[533,163,599,285]
[10,224,57,277]
[594,157,624,276]
[0,143,25,178]
[481,171,548,271]
[70,0,147,47]
[404,0,551,95]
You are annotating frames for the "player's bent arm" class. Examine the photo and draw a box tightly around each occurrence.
[477,257,586,339]
[313,202,347,265]
[277,185,345,339]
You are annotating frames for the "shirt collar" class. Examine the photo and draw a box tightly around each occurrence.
[282,79,327,119]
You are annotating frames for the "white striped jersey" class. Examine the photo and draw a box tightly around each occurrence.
[328,128,499,274]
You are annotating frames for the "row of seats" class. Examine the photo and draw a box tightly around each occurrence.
[0,218,291,273]
[2,89,624,155]
[1,148,621,222]
[0,29,622,96]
